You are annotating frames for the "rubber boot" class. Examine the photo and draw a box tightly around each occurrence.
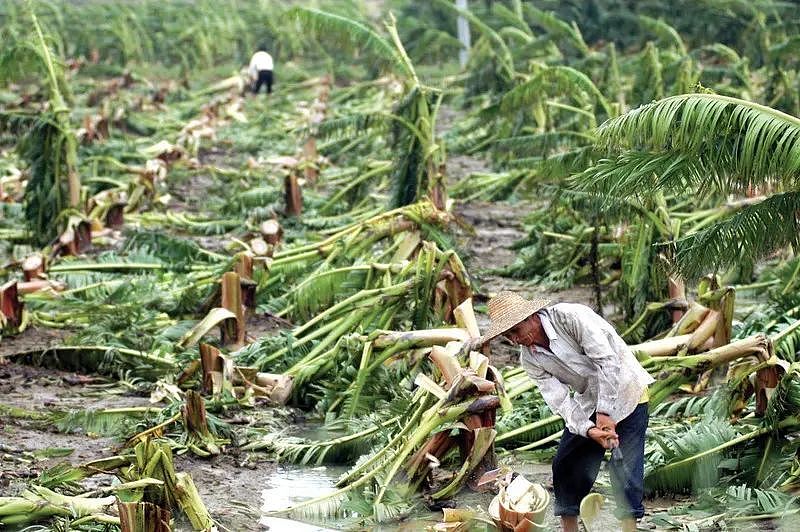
[621,518,638,532]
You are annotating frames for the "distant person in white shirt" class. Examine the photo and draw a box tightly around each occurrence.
[249,48,274,94]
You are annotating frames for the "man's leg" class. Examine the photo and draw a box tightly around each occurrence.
[553,427,605,530]
[255,70,271,94]
[252,74,262,94]
[610,402,648,525]
[560,515,579,532]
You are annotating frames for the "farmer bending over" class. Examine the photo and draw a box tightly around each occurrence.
[482,291,653,532]
[249,48,274,94]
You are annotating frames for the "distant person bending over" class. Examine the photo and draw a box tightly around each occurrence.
[249,48,274,94]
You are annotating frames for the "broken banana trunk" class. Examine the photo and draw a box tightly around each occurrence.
[118,501,171,532]
[404,340,503,501]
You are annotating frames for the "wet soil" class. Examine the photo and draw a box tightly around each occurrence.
[0,362,149,493]
[0,326,69,358]
[170,170,218,215]
[179,452,274,531]
[0,361,275,531]
[0,105,704,532]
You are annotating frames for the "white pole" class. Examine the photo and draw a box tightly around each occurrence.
[456,0,471,67]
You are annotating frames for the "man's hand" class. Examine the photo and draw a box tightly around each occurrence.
[595,413,616,434]
[588,426,618,449]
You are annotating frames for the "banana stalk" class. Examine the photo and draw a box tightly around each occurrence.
[118,501,171,532]
[173,473,213,530]
[180,390,227,457]
[220,271,245,348]
[645,335,772,406]
[118,439,213,531]
[0,485,116,526]
[630,334,693,357]
[431,427,496,499]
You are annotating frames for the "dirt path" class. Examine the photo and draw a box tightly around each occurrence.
[439,104,595,305]
[439,104,594,367]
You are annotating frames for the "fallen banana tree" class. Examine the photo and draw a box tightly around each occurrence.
[260,200,458,322]
[3,345,177,380]
[258,329,508,522]
[0,438,212,530]
[644,361,800,496]
[48,387,231,460]
[0,485,118,528]
[227,241,471,415]
[242,302,533,462]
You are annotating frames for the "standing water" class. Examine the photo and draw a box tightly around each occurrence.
[258,459,559,530]
[260,465,347,531]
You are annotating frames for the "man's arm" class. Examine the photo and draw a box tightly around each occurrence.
[248,55,258,79]
[526,364,595,437]
[561,305,623,419]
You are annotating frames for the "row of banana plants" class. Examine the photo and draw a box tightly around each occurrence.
[3,1,800,530]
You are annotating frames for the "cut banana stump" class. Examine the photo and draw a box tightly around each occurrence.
[488,474,550,531]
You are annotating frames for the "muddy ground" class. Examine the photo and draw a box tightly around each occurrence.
[0,361,276,530]
[0,102,758,531]
[0,189,609,532]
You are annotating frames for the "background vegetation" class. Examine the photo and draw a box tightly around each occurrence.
[3,0,800,530]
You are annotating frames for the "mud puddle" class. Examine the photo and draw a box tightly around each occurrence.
[255,455,683,531]
[260,464,346,531]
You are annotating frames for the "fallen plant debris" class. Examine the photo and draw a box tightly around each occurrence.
[4,0,800,530]
[488,474,550,531]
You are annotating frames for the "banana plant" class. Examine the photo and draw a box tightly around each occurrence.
[1,0,80,244]
[288,7,448,209]
[576,92,800,281]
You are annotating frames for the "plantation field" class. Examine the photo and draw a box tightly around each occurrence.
[4,1,800,531]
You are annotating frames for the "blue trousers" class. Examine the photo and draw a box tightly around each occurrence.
[552,402,648,519]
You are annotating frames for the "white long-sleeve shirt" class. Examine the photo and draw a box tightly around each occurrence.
[520,303,654,437]
[249,51,274,78]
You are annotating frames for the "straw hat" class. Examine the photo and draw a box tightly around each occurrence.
[483,291,551,341]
